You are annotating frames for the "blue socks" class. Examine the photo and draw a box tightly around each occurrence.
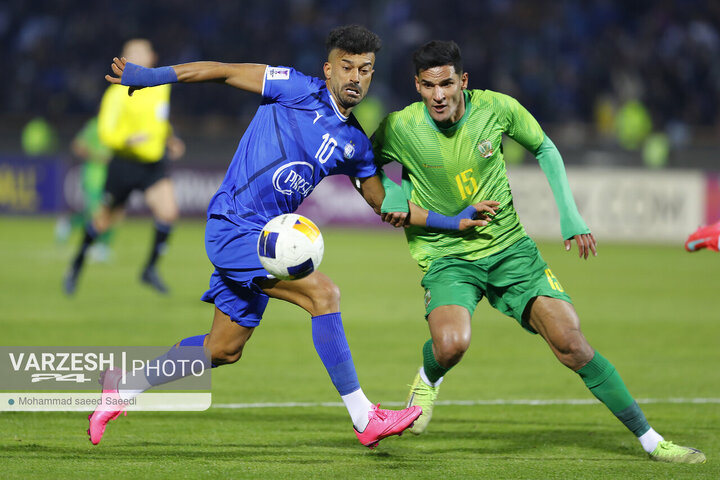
[138,315,362,398]
[311,313,361,396]
[145,334,213,386]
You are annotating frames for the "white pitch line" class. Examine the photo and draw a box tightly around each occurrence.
[212,398,720,409]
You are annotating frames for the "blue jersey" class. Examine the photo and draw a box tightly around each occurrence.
[207,66,377,224]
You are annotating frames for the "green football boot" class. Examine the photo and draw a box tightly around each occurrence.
[649,440,706,464]
[405,369,440,435]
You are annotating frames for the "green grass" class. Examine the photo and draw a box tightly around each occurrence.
[0,216,718,479]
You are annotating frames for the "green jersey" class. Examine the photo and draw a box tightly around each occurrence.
[373,89,545,272]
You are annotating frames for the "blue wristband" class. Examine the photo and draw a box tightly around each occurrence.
[426,206,477,230]
[121,63,178,87]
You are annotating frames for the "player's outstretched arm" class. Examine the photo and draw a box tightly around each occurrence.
[105,57,267,95]
[380,198,498,230]
[174,62,267,93]
[422,201,499,230]
[383,197,499,230]
[532,135,597,259]
[356,173,498,229]
[382,202,497,229]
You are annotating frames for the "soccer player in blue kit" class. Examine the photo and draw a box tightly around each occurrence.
[88,25,494,449]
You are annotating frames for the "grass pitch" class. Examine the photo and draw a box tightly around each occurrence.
[0,216,718,479]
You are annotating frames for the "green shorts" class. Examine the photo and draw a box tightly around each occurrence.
[421,236,572,333]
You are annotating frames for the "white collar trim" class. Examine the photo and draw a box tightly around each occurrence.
[327,90,348,122]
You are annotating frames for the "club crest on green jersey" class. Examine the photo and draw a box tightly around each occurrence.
[478,139,494,158]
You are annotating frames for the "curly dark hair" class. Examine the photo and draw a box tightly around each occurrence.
[325,25,382,55]
[412,40,463,75]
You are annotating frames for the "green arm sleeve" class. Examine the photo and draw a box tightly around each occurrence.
[534,135,590,240]
[379,169,409,214]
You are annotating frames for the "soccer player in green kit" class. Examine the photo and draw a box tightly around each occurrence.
[373,40,705,463]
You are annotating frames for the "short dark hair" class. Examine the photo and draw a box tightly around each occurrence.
[412,40,463,75]
[326,25,382,55]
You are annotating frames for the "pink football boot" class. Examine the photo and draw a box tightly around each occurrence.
[87,369,127,445]
[354,404,422,448]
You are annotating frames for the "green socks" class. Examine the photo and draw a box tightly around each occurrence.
[577,351,651,437]
[422,339,450,383]
[421,343,651,437]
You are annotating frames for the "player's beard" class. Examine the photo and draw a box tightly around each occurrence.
[337,83,364,110]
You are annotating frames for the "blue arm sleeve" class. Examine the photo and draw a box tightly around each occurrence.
[426,206,477,230]
[121,63,177,87]
[378,168,475,229]
[534,135,590,240]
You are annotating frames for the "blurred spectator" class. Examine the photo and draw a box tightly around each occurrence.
[2,0,719,145]
[21,117,58,155]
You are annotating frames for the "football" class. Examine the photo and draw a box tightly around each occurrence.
[257,214,324,280]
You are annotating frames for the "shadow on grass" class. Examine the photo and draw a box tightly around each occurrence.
[0,407,673,468]
[0,425,639,465]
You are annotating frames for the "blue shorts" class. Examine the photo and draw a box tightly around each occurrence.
[200,214,271,328]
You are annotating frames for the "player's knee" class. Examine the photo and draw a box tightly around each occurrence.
[209,345,243,366]
[434,335,470,368]
[155,205,179,224]
[207,338,246,366]
[165,203,180,223]
[552,331,593,369]
[158,212,178,225]
[307,277,341,315]
[93,214,112,233]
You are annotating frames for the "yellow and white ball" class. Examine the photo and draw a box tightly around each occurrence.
[257,214,324,280]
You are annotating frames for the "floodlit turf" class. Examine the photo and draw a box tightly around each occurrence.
[0,216,718,479]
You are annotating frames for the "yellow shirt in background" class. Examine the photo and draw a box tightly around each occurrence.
[97,84,172,163]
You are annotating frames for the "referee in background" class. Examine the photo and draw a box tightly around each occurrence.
[64,38,185,295]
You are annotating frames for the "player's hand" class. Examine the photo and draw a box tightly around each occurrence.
[105,57,145,96]
[381,211,408,228]
[458,200,500,230]
[564,233,598,259]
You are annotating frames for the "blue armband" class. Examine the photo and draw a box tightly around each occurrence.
[426,206,476,230]
[121,63,178,87]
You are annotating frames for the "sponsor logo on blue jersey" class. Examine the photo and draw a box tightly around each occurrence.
[272,161,315,197]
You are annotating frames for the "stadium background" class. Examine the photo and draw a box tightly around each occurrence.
[1,1,719,479]
[2,0,720,232]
